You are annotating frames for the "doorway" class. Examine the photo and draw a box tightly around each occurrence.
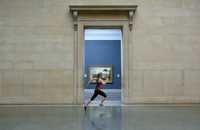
[83,29,122,106]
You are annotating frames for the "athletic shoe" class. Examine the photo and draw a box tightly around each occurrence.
[84,104,87,112]
[99,103,104,107]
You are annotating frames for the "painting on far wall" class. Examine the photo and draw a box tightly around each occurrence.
[88,65,113,84]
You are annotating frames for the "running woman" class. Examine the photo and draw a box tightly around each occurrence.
[84,73,107,111]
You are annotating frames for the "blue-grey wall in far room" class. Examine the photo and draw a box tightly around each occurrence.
[84,40,121,89]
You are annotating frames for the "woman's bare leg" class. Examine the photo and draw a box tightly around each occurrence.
[84,100,91,112]
[100,97,106,106]
[84,91,98,111]
[86,100,91,106]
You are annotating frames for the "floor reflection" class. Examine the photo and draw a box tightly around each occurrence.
[82,107,122,130]
[0,105,200,130]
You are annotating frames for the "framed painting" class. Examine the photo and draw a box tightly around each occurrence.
[88,65,113,84]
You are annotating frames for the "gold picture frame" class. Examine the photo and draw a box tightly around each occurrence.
[88,65,113,84]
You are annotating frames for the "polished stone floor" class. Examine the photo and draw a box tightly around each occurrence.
[0,105,200,130]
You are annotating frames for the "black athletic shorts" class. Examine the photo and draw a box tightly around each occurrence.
[90,89,107,101]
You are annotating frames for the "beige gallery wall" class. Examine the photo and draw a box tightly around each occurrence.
[0,0,200,104]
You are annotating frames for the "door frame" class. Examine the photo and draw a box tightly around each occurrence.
[75,20,131,104]
[69,5,137,104]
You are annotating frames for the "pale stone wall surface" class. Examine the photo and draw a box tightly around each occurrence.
[0,0,200,104]
[0,0,74,104]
